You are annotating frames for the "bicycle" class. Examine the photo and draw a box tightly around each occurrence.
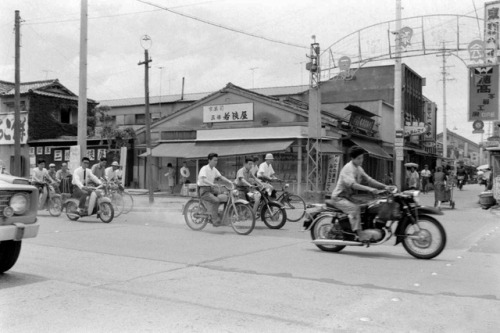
[274,181,307,222]
[102,179,125,217]
[183,184,256,235]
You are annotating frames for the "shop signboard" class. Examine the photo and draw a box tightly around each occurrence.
[468,65,499,121]
[0,113,28,145]
[484,1,500,64]
[404,122,426,136]
[494,176,500,200]
[349,114,375,132]
[423,100,436,142]
[324,154,341,193]
[203,103,253,123]
[68,145,80,173]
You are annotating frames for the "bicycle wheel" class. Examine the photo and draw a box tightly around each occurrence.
[229,203,255,235]
[281,194,306,222]
[110,192,124,217]
[121,191,134,214]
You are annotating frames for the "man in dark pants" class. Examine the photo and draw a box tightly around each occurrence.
[72,157,102,215]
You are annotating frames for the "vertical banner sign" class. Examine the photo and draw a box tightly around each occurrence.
[324,154,341,192]
[469,66,499,121]
[120,146,127,185]
[68,145,80,174]
[0,113,28,145]
[484,1,500,64]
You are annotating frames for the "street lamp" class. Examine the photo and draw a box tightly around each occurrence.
[138,35,154,204]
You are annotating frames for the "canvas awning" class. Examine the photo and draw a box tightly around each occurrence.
[320,142,342,154]
[350,137,392,160]
[140,140,294,159]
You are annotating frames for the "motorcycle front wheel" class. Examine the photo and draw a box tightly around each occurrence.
[311,215,346,252]
[229,203,255,235]
[65,201,80,221]
[262,202,287,229]
[99,202,114,223]
[184,199,208,231]
[402,215,446,259]
[49,197,62,217]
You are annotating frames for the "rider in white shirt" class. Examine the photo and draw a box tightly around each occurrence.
[257,153,278,198]
[72,157,102,214]
[105,161,120,182]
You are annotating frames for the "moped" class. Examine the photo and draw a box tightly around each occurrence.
[65,185,114,223]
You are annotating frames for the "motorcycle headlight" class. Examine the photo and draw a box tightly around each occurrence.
[232,189,239,196]
[266,188,272,196]
[10,193,29,215]
[412,191,420,205]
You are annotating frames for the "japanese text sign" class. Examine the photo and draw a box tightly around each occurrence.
[0,113,28,145]
[485,1,500,64]
[469,66,499,121]
[349,114,375,131]
[203,103,253,123]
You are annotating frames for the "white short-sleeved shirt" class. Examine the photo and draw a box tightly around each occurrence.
[197,165,222,186]
[257,162,275,178]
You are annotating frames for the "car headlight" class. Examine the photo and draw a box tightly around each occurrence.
[10,193,29,215]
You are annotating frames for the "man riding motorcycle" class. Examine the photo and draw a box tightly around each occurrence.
[257,153,278,198]
[234,157,262,213]
[329,146,392,242]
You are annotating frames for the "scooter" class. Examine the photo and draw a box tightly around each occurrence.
[457,175,465,190]
[65,185,114,223]
[33,181,62,216]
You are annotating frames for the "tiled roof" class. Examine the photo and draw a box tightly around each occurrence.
[32,90,96,103]
[0,79,58,95]
[99,85,309,108]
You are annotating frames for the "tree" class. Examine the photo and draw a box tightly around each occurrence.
[93,105,136,159]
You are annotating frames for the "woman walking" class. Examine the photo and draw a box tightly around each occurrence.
[433,166,447,210]
[164,163,175,194]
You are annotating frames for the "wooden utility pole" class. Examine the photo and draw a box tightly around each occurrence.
[14,10,21,176]
[139,47,154,204]
[78,0,88,158]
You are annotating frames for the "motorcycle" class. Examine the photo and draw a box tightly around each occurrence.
[65,185,114,223]
[183,184,256,235]
[457,175,465,190]
[247,182,287,229]
[33,181,62,216]
[303,187,447,259]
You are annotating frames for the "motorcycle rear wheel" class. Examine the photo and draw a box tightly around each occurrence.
[402,215,446,259]
[262,202,287,229]
[184,199,208,231]
[311,215,346,252]
[49,197,62,217]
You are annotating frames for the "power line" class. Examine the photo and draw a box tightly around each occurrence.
[23,0,221,25]
[136,0,308,49]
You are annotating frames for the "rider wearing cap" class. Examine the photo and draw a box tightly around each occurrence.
[330,146,391,242]
[257,153,279,198]
[105,161,120,182]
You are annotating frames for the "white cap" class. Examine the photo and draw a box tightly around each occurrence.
[265,153,274,160]
[111,161,120,166]
[49,163,56,167]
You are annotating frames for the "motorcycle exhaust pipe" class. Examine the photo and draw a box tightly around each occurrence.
[312,239,364,246]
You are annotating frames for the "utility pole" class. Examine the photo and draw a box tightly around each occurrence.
[78,0,88,159]
[139,35,154,204]
[158,66,164,111]
[249,67,258,89]
[393,0,403,189]
[14,10,21,176]
[439,42,455,160]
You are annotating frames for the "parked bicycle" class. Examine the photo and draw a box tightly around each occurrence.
[183,184,256,235]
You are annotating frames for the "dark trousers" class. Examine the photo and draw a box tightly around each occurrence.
[73,186,89,209]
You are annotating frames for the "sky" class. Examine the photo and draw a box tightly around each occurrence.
[0,0,493,143]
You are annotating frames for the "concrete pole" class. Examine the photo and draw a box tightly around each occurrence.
[393,0,403,189]
[442,43,448,160]
[297,139,302,195]
[78,0,88,158]
[14,10,21,176]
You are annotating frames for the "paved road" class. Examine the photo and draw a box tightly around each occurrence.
[1,185,499,332]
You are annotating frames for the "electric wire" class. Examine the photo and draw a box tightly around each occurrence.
[136,0,308,49]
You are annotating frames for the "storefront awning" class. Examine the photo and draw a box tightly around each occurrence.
[141,140,294,159]
[320,142,342,154]
[404,147,431,155]
[350,137,392,160]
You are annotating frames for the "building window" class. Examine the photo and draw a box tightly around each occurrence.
[135,114,152,125]
[161,131,196,140]
[60,107,72,124]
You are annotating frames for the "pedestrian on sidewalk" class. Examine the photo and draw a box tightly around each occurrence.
[408,167,420,190]
[420,165,432,194]
[433,166,447,210]
[164,163,175,194]
[180,161,190,184]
